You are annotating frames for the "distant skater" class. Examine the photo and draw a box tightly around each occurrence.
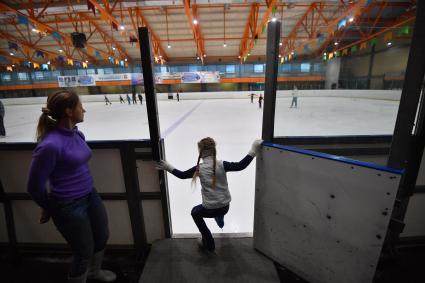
[126,94,131,105]
[0,99,5,138]
[176,92,180,102]
[250,93,255,103]
[290,86,298,108]
[104,95,112,106]
[258,94,263,109]
[138,93,143,105]
[119,95,125,104]
[132,90,137,105]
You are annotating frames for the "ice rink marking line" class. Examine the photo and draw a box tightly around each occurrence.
[161,100,204,138]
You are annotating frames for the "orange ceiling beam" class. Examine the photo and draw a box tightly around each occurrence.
[239,0,277,62]
[332,12,416,55]
[0,1,109,63]
[281,0,365,58]
[239,3,260,61]
[78,12,131,62]
[183,0,205,64]
[0,30,66,64]
[133,7,169,63]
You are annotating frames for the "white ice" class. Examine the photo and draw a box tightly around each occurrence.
[0,90,401,235]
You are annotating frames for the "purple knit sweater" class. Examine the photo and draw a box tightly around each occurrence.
[27,127,93,208]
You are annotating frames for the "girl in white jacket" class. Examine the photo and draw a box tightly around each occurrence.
[156,137,262,251]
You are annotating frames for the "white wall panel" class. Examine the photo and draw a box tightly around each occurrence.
[254,144,402,283]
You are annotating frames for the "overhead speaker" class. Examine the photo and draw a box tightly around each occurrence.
[71,32,87,48]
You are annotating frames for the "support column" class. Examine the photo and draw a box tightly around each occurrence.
[138,27,172,238]
[386,0,425,245]
[325,57,341,89]
[261,20,280,142]
[366,44,376,89]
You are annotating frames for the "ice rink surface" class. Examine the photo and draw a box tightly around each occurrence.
[1,92,400,235]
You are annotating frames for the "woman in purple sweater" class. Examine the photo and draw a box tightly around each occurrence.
[27,91,116,283]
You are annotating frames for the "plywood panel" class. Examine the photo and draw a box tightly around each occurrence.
[13,200,133,245]
[0,151,32,193]
[137,160,160,192]
[89,149,126,193]
[0,203,8,242]
[254,144,401,283]
[401,194,425,237]
[142,200,165,244]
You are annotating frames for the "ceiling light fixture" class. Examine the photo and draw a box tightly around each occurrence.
[120,25,125,30]
[193,19,198,25]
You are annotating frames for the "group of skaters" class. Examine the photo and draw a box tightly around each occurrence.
[103,92,144,106]
[249,85,299,109]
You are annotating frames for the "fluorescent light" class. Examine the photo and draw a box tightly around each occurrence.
[120,25,125,30]
[193,19,198,25]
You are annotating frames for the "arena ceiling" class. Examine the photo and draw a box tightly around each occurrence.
[0,0,417,68]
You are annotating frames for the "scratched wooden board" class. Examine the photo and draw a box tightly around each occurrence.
[254,144,401,283]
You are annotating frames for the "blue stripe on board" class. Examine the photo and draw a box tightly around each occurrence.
[263,142,404,175]
[161,101,204,138]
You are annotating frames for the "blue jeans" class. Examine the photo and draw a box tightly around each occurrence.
[49,190,109,277]
[191,204,229,251]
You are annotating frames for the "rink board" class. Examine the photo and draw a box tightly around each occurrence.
[254,143,402,283]
[0,145,165,245]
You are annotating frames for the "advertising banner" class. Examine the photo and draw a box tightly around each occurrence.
[95,73,131,81]
[200,71,220,83]
[58,76,79,87]
[181,72,202,83]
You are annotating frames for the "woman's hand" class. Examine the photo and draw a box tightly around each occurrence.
[155,160,175,172]
[39,208,51,224]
